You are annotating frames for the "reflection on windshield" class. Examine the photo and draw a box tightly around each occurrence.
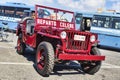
[92,16,110,28]
[92,15,120,30]
[37,7,73,23]
[112,17,120,29]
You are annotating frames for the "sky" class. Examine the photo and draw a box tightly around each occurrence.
[0,0,120,12]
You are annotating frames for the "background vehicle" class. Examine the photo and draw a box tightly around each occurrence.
[16,5,105,77]
[75,12,120,49]
[0,2,33,32]
[91,13,120,49]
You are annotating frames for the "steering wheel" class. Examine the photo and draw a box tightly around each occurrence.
[43,10,51,16]
[38,9,51,18]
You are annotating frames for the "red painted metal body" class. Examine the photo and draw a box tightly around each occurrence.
[59,54,105,61]
[16,5,105,61]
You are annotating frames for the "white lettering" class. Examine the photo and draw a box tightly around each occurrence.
[0,16,21,22]
[37,19,74,29]
[37,19,56,26]
[60,22,74,28]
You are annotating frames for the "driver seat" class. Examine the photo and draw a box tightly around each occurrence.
[26,18,35,35]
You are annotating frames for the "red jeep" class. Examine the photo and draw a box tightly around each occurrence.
[16,5,105,76]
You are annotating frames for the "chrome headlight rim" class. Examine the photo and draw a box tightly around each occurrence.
[60,31,67,39]
[90,35,96,42]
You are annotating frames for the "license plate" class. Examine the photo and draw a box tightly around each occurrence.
[74,35,86,41]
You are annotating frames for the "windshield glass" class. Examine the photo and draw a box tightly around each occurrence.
[36,6,74,23]
[92,15,110,28]
[0,6,30,18]
[0,6,15,17]
[36,5,75,29]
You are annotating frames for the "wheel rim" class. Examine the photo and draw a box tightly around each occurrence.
[37,48,45,70]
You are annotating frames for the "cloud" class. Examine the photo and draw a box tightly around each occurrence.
[111,2,120,12]
[105,0,120,12]
[0,0,14,3]
[26,0,54,5]
[1,0,120,12]
[107,0,119,2]
[58,0,105,12]
[0,0,54,5]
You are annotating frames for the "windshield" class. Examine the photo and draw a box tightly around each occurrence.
[37,7,73,23]
[36,5,75,29]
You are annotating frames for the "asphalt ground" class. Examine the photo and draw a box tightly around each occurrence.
[0,33,120,80]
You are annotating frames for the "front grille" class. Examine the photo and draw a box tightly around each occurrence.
[66,31,90,50]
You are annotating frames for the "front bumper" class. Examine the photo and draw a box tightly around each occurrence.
[59,54,105,61]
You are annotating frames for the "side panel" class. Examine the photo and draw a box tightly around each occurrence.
[24,33,36,48]
[91,27,120,48]
[98,34,120,48]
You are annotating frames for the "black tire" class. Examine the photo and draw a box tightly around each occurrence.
[16,34,26,55]
[35,41,54,77]
[80,47,101,74]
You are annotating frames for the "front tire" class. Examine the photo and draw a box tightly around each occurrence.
[80,47,101,74]
[16,34,26,55]
[35,42,54,77]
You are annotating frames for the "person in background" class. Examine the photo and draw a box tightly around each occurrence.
[31,11,35,19]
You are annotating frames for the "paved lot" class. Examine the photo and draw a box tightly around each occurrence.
[0,34,120,80]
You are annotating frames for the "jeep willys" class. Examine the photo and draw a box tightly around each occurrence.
[16,5,105,76]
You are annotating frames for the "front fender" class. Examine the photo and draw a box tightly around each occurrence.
[37,32,60,39]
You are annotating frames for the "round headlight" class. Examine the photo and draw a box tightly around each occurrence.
[90,35,96,42]
[60,31,67,39]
